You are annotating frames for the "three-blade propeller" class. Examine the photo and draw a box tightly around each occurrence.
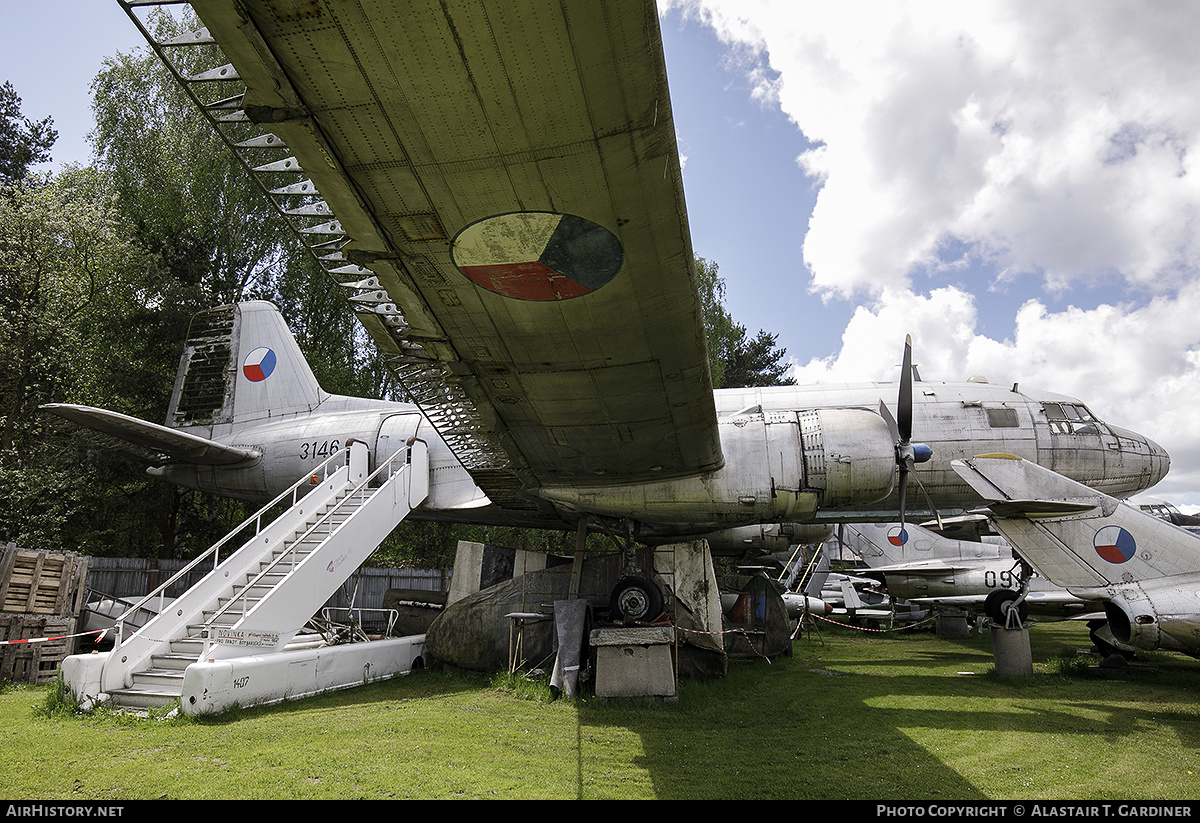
[879,336,939,532]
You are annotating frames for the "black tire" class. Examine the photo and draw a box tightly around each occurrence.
[610,575,663,622]
[984,588,1028,623]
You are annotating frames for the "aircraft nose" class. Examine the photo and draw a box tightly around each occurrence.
[1110,425,1171,488]
[1147,434,1171,485]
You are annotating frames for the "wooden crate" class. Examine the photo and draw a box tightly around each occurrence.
[0,544,89,616]
[0,614,76,684]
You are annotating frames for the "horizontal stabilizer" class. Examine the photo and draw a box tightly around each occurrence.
[918,513,993,542]
[41,404,259,466]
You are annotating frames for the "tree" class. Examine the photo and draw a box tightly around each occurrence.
[0,11,393,558]
[0,164,184,555]
[0,165,147,455]
[721,327,796,388]
[0,81,57,186]
[695,256,795,388]
[89,10,393,402]
[89,15,290,307]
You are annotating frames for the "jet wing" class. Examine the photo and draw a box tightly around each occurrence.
[859,559,983,575]
[40,404,258,466]
[906,592,1103,620]
[179,1,724,508]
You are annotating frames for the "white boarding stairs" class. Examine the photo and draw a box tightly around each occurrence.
[98,439,428,711]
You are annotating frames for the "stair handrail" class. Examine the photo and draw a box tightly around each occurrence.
[201,440,418,642]
[110,447,351,648]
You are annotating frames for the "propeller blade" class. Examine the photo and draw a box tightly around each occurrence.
[898,334,913,443]
[878,399,900,444]
[898,468,908,529]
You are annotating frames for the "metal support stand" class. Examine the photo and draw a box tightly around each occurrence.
[505,612,551,674]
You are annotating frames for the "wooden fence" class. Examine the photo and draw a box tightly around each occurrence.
[83,556,450,613]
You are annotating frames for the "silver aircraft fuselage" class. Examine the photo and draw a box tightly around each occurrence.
[153,379,1169,541]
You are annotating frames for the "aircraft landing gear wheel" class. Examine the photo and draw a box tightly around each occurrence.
[610,575,663,623]
[984,588,1028,624]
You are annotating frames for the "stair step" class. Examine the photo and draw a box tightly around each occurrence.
[150,653,198,671]
[225,584,273,600]
[108,683,181,710]
[133,668,186,687]
[169,638,204,655]
[195,614,240,629]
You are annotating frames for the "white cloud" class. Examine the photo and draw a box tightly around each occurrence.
[664,0,1200,503]
[666,0,1200,299]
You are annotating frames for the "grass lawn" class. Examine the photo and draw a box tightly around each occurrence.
[4,618,1200,800]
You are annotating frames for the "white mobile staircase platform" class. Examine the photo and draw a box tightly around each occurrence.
[62,439,429,715]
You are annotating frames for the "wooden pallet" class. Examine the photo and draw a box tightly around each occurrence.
[0,614,77,685]
[0,545,91,683]
[0,544,89,616]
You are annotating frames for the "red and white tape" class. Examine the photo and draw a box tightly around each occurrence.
[0,628,107,646]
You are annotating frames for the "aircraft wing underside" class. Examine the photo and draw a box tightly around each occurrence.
[140,0,724,509]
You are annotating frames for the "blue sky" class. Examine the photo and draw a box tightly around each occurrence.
[5,1,1200,508]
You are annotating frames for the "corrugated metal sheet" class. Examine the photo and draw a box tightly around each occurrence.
[85,558,449,610]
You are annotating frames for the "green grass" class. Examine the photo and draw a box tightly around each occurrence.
[4,619,1200,799]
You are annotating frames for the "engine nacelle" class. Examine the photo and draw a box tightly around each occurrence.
[1104,595,1161,651]
[700,522,835,555]
[541,406,898,531]
[795,408,896,509]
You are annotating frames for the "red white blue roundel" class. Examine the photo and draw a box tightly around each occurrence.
[450,212,623,301]
[887,526,908,546]
[1094,525,1136,564]
[242,347,276,383]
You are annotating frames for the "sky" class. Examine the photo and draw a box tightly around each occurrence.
[4,1,1200,508]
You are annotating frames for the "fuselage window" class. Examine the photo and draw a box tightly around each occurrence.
[986,408,1019,428]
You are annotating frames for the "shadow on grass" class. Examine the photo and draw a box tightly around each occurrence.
[575,623,1200,799]
[184,665,494,725]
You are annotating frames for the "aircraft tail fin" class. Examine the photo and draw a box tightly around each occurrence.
[166,301,328,431]
[839,577,866,610]
[843,523,922,566]
[801,549,831,598]
[951,455,1200,589]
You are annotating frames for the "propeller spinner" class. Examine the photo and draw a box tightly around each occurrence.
[879,336,937,531]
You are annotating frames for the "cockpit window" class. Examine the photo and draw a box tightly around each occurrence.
[1043,403,1100,435]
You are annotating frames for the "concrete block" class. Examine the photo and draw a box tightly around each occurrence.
[590,627,676,698]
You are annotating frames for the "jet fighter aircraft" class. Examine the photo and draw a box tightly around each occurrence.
[953,454,1200,658]
[844,522,1102,622]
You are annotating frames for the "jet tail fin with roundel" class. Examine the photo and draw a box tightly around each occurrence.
[951,454,1200,590]
[166,301,328,432]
